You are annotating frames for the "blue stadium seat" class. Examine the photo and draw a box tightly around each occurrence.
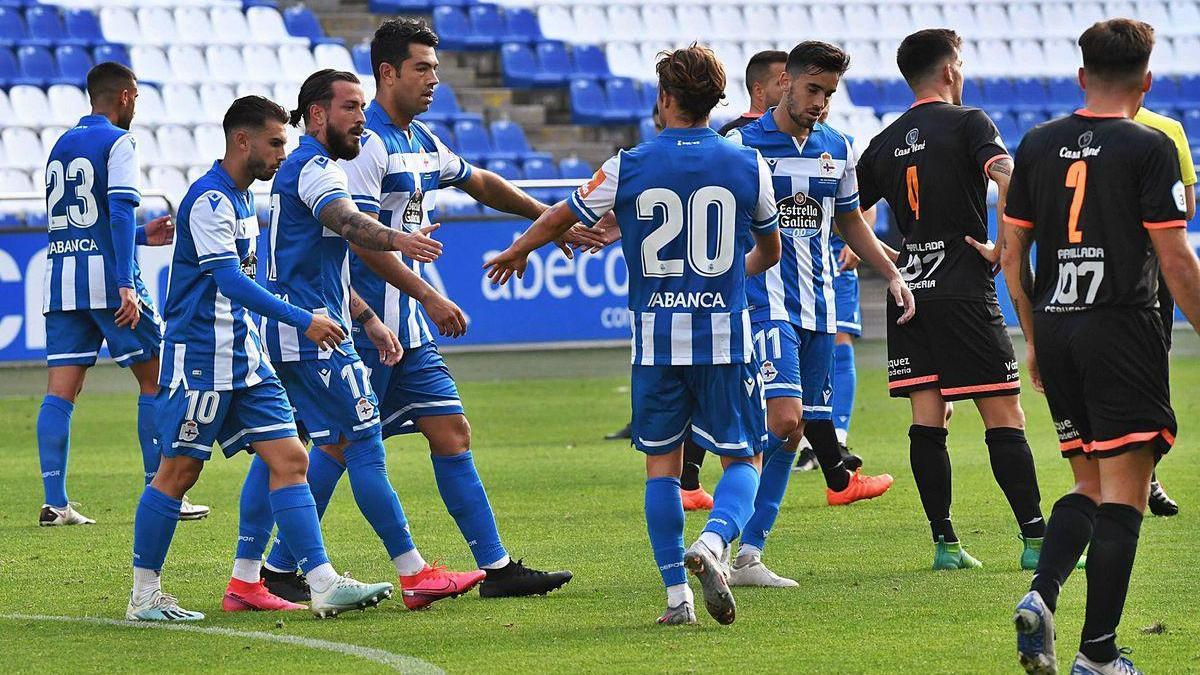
[961,78,983,107]
[424,82,480,124]
[485,158,524,180]
[0,7,25,47]
[534,41,571,85]
[501,43,565,88]
[522,156,558,180]
[368,0,432,13]
[569,78,608,125]
[981,77,1016,111]
[569,44,609,80]
[1016,110,1046,136]
[433,8,473,51]
[1178,75,1200,108]
[465,5,502,49]
[876,79,911,113]
[16,45,56,87]
[56,45,91,85]
[558,156,592,179]
[1011,77,1047,113]
[989,110,1021,146]
[93,44,131,68]
[501,7,540,44]
[62,9,104,47]
[283,5,343,45]
[24,6,68,48]
[0,47,17,87]
[1045,77,1082,114]
[638,82,657,116]
[422,120,454,146]
[1147,77,1181,108]
[844,79,880,110]
[441,200,481,218]
[489,119,532,161]
[351,42,371,75]
[452,119,492,164]
[605,77,642,123]
[1183,109,1200,139]
[639,117,656,142]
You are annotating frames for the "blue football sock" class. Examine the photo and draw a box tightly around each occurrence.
[133,486,181,571]
[266,447,344,571]
[432,451,507,567]
[269,483,330,574]
[137,394,161,484]
[703,460,761,545]
[832,342,856,438]
[37,395,73,508]
[645,476,686,588]
[235,455,273,561]
[344,436,416,559]
[741,432,795,551]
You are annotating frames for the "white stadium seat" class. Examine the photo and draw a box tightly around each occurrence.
[844,5,882,40]
[46,85,89,127]
[40,127,68,158]
[273,82,301,111]
[640,6,677,42]
[605,41,643,80]
[131,46,172,84]
[199,84,235,122]
[148,166,188,204]
[675,7,714,42]
[314,44,356,73]
[209,7,253,48]
[99,7,140,46]
[809,6,847,41]
[132,128,161,168]
[278,44,318,84]
[156,124,199,168]
[8,86,51,127]
[607,6,645,39]
[741,6,781,42]
[0,90,13,125]
[1,128,43,170]
[240,45,283,85]
[161,83,204,125]
[246,6,307,46]
[1039,2,1078,38]
[0,168,34,194]
[135,85,167,126]
[205,45,246,85]
[574,6,612,39]
[168,45,211,85]
[536,6,574,41]
[186,164,209,183]
[709,6,748,39]
[192,124,225,161]
[1170,1,1200,35]
[173,7,218,47]
[236,81,274,99]
[137,7,178,47]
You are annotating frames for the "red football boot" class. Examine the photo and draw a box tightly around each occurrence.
[399,563,486,610]
[222,578,306,612]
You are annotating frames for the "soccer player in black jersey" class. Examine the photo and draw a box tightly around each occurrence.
[1004,19,1199,675]
[856,29,1046,571]
[716,50,787,136]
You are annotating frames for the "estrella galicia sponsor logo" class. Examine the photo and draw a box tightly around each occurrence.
[240,253,257,279]
[777,193,822,238]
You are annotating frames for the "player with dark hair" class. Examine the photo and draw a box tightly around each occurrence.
[1006,19,1199,675]
[264,20,572,599]
[717,50,788,136]
[131,95,394,621]
[856,28,1048,571]
[487,44,781,626]
[723,41,907,587]
[37,61,206,527]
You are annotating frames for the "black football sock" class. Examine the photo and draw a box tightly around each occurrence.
[1030,492,1097,613]
[806,419,850,491]
[909,424,955,542]
[985,427,1046,539]
[680,438,707,491]
[1079,503,1143,664]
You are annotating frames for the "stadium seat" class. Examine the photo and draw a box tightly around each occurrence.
[558,156,592,180]
[485,158,523,180]
[172,7,217,48]
[981,78,1017,110]
[368,0,433,13]
[47,84,88,126]
[569,44,609,80]
[0,168,34,194]
[98,7,140,47]
[535,6,574,42]
[314,43,355,73]
[40,126,67,157]
[199,83,235,122]
[1183,109,1200,139]
[488,119,532,162]
[575,6,613,39]
[25,5,70,48]
[148,166,187,202]
[237,45,280,84]
[1,127,41,170]
[137,7,178,47]
[603,42,641,81]
[162,83,205,125]
[500,42,568,88]
[639,117,656,142]
[535,41,572,85]
[134,84,166,126]
[522,156,558,180]
[193,123,225,160]
[15,45,56,87]
[0,8,24,49]
[63,9,103,47]
[639,82,656,115]
[351,42,371,75]
[451,119,492,164]
[93,44,131,69]
[604,77,642,123]
[500,7,540,44]
[210,7,254,48]
[156,125,199,168]
[606,6,643,40]
[568,78,608,125]
[278,44,317,83]
[422,120,453,146]
[675,6,714,40]
[875,79,911,113]
[463,5,502,50]
[1179,75,1200,107]
[283,5,343,45]
[1011,77,1048,112]
[0,47,21,87]
[424,82,480,124]
[246,6,307,46]
[433,8,474,51]
[168,45,211,85]
[55,45,91,86]
[989,110,1021,147]
[1016,110,1048,136]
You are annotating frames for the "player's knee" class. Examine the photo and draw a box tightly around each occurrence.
[1071,480,1102,504]
[152,457,202,496]
[428,415,471,455]
[271,448,309,484]
[768,409,802,439]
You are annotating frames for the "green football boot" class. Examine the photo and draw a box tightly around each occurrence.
[1021,536,1086,571]
[933,536,983,570]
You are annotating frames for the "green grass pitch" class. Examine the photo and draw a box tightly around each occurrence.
[0,337,1197,673]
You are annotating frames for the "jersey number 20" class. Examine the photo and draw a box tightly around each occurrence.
[638,186,736,278]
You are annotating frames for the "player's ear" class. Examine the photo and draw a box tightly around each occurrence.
[1077,67,1087,93]
[1142,70,1152,94]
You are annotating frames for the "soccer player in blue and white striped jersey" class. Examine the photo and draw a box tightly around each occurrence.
[487,46,781,626]
[129,96,394,621]
[36,62,207,526]
[724,42,913,587]
[248,69,488,609]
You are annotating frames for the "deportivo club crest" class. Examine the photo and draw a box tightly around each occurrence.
[356,397,376,422]
[818,152,837,177]
[905,128,920,146]
[761,360,778,382]
[179,420,199,443]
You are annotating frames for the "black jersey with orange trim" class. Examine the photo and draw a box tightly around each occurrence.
[1004,110,1188,313]
[856,99,1009,301]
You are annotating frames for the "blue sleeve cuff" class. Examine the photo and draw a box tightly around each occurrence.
[568,192,601,227]
[834,197,860,214]
[352,195,381,214]
[135,226,147,245]
[312,190,351,220]
[441,162,473,188]
[751,214,780,234]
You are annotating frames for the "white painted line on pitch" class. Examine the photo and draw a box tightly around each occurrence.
[0,613,443,674]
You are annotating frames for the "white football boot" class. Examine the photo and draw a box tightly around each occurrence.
[38,503,95,526]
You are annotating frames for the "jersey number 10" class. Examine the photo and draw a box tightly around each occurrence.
[638,186,737,278]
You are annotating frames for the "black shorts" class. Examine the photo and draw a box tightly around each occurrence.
[886,298,1020,401]
[1035,308,1176,459]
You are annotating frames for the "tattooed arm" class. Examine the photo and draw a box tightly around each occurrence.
[317,197,443,258]
[965,156,1013,267]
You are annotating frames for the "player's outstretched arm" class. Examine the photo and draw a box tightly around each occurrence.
[207,261,345,351]
[966,157,1014,268]
[999,222,1041,392]
[459,168,550,222]
[138,215,175,247]
[561,212,621,254]
[745,230,782,277]
[318,197,443,258]
[834,209,916,323]
[349,242,467,338]
[1150,226,1200,335]
[484,200,578,285]
[349,288,403,365]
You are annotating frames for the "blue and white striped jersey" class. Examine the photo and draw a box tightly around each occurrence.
[728,112,860,333]
[159,161,273,391]
[42,114,149,313]
[259,135,354,362]
[341,101,473,350]
[568,127,778,366]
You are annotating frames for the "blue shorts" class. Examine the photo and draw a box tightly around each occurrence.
[274,346,381,446]
[833,270,862,337]
[753,320,834,421]
[631,361,766,458]
[44,305,161,367]
[361,342,464,440]
[158,376,297,461]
